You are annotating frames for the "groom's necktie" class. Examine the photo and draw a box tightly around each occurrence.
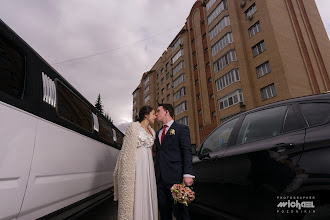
[161,125,168,145]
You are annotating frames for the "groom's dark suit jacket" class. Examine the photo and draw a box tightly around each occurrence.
[155,122,195,184]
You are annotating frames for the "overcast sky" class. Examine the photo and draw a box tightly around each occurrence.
[1,0,329,133]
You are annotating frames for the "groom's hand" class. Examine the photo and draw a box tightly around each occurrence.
[183,177,194,186]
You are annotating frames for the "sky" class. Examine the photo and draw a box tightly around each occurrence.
[0,0,329,133]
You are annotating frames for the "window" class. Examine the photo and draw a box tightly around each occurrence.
[249,21,261,37]
[198,109,202,114]
[133,100,137,106]
[172,49,184,64]
[283,105,302,133]
[252,40,266,57]
[212,111,216,117]
[256,61,271,77]
[172,37,182,52]
[161,77,164,84]
[133,108,137,115]
[166,72,170,79]
[176,116,189,125]
[208,0,227,25]
[209,16,231,41]
[196,94,200,100]
[144,85,150,94]
[162,98,165,103]
[216,69,240,91]
[0,35,25,99]
[300,103,330,127]
[211,32,233,56]
[201,118,239,154]
[98,116,114,144]
[174,87,186,101]
[166,63,169,69]
[167,83,170,90]
[173,73,185,88]
[195,79,199,84]
[218,89,244,110]
[167,94,170,101]
[133,91,137,99]
[206,0,217,11]
[203,33,207,39]
[173,61,184,76]
[161,68,164,74]
[208,77,212,82]
[194,65,197,70]
[213,50,237,74]
[57,81,92,132]
[210,94,214,99]
[161,88,165,94]
[174,101,187,115]
[261,83,276,100]
[144,75,150,85]
[236,106,287,144]
[245,3,257,19]
[144,94,150,103]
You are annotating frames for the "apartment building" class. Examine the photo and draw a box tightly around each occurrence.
[133,0,330,147]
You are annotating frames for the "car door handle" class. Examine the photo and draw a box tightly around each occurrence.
[210,156,221,162]
[272,143,294,153]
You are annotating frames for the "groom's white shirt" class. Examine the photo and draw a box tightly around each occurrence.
[158,120,195,178]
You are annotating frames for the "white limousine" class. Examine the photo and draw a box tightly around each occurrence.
[0,20,123,220]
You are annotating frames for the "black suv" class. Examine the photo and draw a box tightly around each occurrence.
[190,93,330,220]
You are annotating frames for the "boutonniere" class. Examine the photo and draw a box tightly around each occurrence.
[170,129,176,135]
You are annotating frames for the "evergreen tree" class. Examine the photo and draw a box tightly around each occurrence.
[95,94,104,114]
[104,113,113,123]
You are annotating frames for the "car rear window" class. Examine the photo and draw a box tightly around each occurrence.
[300,102,330,126]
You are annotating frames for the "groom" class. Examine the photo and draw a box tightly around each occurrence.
[155,103,195,220]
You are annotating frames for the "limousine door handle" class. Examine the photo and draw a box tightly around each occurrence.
[272,143,294,153]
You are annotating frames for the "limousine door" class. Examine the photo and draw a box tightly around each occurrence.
[221,105,306,220]
[192,118,239,215]
[0,102,38,220]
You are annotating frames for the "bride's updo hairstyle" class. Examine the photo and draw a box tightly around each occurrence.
[135,105,154,122]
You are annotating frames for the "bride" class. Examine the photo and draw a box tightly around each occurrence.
[113,105,158,220]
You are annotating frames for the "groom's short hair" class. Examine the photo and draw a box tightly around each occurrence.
[159,103,174,118]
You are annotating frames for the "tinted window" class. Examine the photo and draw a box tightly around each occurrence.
[300,103,330,126]
[201,118,238,154]
[0,35,25,99]
[283,105,302,133]
[56,81,92,132]
[237,106,287,144]
[98,117,114,144]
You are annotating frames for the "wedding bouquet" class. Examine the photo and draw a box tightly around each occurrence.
[170,183,195,206]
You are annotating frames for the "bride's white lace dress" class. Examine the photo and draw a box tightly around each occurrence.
[134,127,158,220]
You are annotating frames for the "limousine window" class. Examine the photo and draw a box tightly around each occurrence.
[300,102,330,126]
[0,35,25,99]
[237,106,287,144]
[98,117,114,144]
[201,117,238,154]
[115,129,123,148]
[56,81,93,132]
